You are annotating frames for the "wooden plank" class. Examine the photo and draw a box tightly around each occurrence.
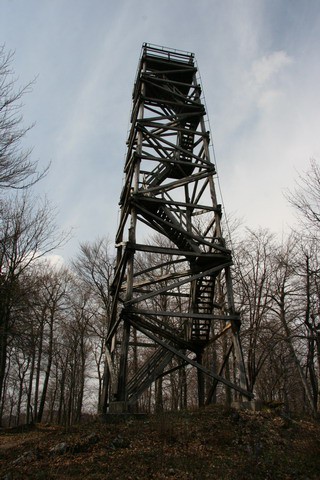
[137,169,212,195]
[125,313,192,351]
[130,241,226,258]
[129,308,239,322]
[134,195,218,213]
[125,262,233,306]
[141,127,208,164]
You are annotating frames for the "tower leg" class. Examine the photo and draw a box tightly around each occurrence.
[110,320,131,413]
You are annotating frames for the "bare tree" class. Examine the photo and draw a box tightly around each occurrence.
[269,235,316,415]
[0,194,68,423]
[45,282,92,426]
[233,228,280,393]
[286,159,320,232]
[0,45,48,191]
[72,238,114,411]
[33,264,71,423]
[72,238,114,316]
[294,239,320,411]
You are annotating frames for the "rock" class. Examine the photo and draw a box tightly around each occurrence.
[71,434,100,454]
[49,442,69,455]
[12,449,37,465]
[3,473,13,480]
[85,433,100,445]
[230,410,241,422]
[109,435,130,449]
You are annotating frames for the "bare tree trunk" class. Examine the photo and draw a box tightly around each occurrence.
[196,350,205,408]
[37,316,54,422]
[155,376,163,413]
[26,349,35,424]
[34,318,44,421]
[223,335,232,407]
[16,372,24,426]
[0,301,10,423]
[279,289,316,415]
[57,367,67,425]
[0,343,11,425]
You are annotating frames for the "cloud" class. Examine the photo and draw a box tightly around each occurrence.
[2,0,320,261]
[246,51,294,112]
[251,51,293,86]
[42,254,65,269]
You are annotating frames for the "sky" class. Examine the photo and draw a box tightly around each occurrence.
[1,0,320,262]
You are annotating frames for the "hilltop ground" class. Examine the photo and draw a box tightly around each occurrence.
[0,405,319,480]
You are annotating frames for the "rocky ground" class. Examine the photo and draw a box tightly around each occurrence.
[0,405,319,479]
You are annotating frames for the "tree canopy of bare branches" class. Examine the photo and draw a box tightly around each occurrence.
[0,46,48,191]
[286,159,320,233]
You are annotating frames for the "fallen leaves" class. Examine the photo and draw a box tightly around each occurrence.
[0,406,320,479]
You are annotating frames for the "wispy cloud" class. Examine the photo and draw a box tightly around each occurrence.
[251,51,293,85]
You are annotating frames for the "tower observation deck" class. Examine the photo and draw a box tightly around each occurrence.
[101,43,252,413]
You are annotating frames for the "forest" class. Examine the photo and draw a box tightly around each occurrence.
[1,45,320,428]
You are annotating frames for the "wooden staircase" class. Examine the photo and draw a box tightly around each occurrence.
[191,276,216,342]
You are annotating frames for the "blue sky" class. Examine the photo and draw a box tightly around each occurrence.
[1,0,320,261]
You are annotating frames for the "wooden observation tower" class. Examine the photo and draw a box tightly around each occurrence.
[101,43,252,413]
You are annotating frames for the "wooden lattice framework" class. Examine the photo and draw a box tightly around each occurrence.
[101,43,252,413]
